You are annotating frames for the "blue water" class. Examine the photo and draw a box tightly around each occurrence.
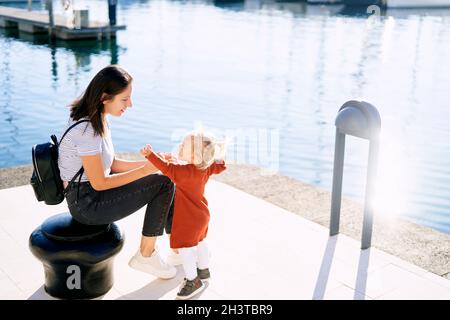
[1,0,450,234]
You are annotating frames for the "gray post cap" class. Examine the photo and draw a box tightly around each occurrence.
[335,100,381,140]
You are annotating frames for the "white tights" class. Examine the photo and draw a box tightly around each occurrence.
[178,240,210,281]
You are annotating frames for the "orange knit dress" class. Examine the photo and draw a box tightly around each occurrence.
[146,151,226,249]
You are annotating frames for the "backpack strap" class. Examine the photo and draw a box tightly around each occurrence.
[59,119,90,196]
[58,119,90,147]
[63,167,84,196]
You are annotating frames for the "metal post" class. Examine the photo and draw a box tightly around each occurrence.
[329,100,381,250]
[361,138,380,249]
[330,129,345,236]
[110,37,118,65]
[47,0,55,39]
[28,0,33,11]
[108,0,117,26]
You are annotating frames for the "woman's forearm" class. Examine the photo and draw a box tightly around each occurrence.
[95,165,147,191]
[111,157,157,173]
[83,154,158,191]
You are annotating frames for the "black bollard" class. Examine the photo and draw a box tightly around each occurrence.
[29,212,124,299]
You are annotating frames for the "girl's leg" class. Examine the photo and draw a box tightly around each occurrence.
[197,240,210,270]
[177,246,205,299]
[179,247,198,281]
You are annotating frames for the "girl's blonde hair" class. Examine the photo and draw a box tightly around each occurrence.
[185,131,225,170]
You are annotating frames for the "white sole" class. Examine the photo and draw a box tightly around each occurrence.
[128,258,176,280]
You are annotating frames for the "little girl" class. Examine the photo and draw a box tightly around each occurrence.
[140,131,226,300]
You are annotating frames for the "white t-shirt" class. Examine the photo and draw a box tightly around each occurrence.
[58,117,115,182]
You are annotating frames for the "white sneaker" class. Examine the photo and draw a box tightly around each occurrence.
[166,250,183,266]
[128,250,177,279]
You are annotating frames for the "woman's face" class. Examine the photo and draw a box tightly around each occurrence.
[103,84,133,117]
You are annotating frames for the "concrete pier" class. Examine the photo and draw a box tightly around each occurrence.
[0,6,125,40]
[1,160,449,299]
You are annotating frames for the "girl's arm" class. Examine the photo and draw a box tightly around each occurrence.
[208,160,227,176]
[81,154,155,191]
[145,151,182,182]
[141,144,190,183]
[111,156,158,174]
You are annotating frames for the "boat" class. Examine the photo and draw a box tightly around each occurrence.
[307,0,343,4]
[343,0,450,7]
[387,0,450,7]
[0,0,41,3]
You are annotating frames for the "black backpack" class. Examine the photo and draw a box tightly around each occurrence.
[30,120,89,205]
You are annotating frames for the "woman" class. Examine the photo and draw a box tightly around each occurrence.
[58,65,176,279]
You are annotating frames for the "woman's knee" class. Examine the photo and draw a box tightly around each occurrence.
[142,173,172,186]
[159,175,174,194]
[143,174,174,195]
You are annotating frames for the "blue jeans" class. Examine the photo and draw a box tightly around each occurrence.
[65,174,175,237]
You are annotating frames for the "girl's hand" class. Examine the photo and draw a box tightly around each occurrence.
[158,152,175,161]
[140,144,153,157]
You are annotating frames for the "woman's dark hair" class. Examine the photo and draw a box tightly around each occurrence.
[70,65,133,136]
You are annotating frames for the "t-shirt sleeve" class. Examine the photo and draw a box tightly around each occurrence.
[69,122,102,156]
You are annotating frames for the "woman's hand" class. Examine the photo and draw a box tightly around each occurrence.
[140,144,153,158]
